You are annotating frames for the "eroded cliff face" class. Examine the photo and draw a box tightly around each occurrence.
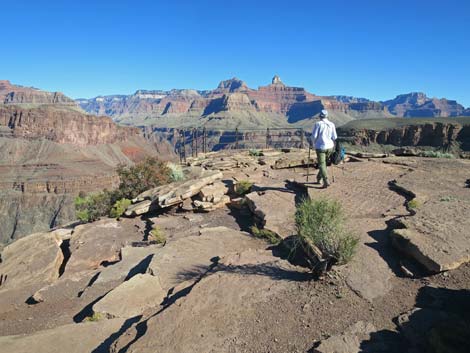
[77,76,392,127]
[0,88,164,243]
[0,80,76,106]
[342,122,469,150]
[0,105,140,146]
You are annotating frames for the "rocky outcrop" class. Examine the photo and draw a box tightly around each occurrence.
[0,84,162,243]
[341,121,470,150]
[0,105,140,146]
[383,92,467,117]
[0,80,76,106]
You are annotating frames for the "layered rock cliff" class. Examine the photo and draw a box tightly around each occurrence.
[0,80,76,106]
[0,82,167,243]
[0,105,141,146]
[340,120,470,151]
[77,76,470,129]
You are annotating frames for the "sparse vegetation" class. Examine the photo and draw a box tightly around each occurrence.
[150,226,166,244]
[109,198,132,218]
[116,157,171,199]
[421,151,455,159]
[295,198,359,265]
[168,162,185,182]
[84,312,103,322]
[250,225,280,245]
[440,196,456,202]
[75,157,171,223]
[235,180,253,196]
[74,192,113,223]
[249,149,263,157]
[408,199,421,210]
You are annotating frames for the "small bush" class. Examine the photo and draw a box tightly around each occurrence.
[408,199,421,210]
[235,180,253,196]
[150,226,166,244]
[421,151,455,159]
[250,226,280,245]
[74,192,113,223]
[440,196,455,202]
[85,312,102,322]
[116,157,171,200]
[295,198,359,265]
[109,198,132,218]
[167,162,185,182]
[249,149,263,157]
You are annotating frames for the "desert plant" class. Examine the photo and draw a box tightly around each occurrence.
[421,151,455,159]
[116,157,171,199]
[84,312,103,322]
[109,198,132,218]
[295,198,359,265]
[167,162,185,182]
[74,192,113,223]
[249,149,263,157]
[250,225,280,245]
[408,199,421,210]
[235,180,253,196]
[150,226,166,244]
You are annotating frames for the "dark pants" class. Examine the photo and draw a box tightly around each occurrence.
[316,148,333,184]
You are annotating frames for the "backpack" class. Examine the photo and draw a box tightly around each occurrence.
[330,140,344,165]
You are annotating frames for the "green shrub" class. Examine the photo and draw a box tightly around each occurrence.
[74,158,171,223]
[249,149,263,157]
[250,226,280,245]
[408,199,421,210]
[84,313,103,322]
[109,198,132,218]
[421,151,455,159]
[150,226,166,244]
[116,157,171,200]
[167,162,185,182]
[295,198,359,265]
[235,180,253,196]
[74,192,113,223]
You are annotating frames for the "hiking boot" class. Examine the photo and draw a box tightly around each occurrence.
[322,181,331,189]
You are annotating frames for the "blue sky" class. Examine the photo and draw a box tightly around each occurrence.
[2,0,469,106]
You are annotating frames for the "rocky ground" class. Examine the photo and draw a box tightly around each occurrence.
[0,149,469,353]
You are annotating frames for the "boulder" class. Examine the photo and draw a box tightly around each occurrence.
[245,188,297,239]
[314,321,376,353]
[199,181,229,203]
[93,274,166,318]
[0,231,63,291]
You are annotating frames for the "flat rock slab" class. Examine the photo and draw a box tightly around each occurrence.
[245,188,297,239]
[0,231,63,291]
[0,319,125,353]
[93,245,161,286]
[63,218,143,277]
[93,274,166,318]
[390,158,470,272]
[314,321,376,353]
[148,226,265,291]
[112,249,309,353]
[343,220,394,302]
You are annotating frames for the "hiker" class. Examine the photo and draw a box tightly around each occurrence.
[311,109,337,188]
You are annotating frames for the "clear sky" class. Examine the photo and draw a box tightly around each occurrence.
[1,0,469,106]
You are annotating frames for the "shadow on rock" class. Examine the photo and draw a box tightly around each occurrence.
[360,286,470,353]
[91,315,142,353]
